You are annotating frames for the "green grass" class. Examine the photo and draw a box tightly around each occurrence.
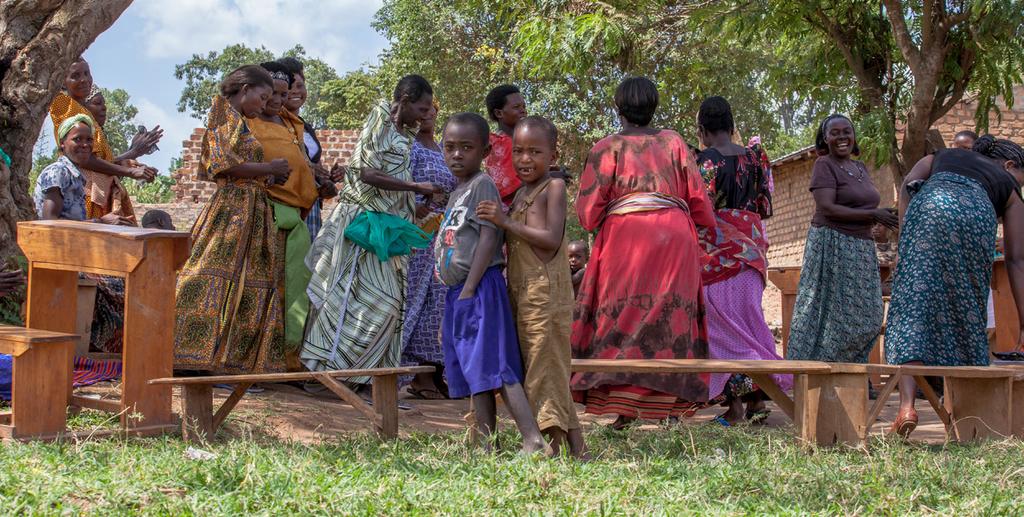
[2,411,1023,515]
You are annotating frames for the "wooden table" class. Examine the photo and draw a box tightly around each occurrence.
[18,220,190,435]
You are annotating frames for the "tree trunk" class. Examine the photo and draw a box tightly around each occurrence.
[0,0,133,259]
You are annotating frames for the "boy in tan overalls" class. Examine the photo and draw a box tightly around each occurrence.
[477,116,587,458]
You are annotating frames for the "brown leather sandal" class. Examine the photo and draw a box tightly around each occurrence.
[890,407,918,438]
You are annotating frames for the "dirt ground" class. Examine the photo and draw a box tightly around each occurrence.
[78,381,950,446]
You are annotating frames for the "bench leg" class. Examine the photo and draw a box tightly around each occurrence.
[795,373,868,447]
[371,374,399,440]
[946,377,1013,442]
[181,384,214,443]
[1013,379,1024,439]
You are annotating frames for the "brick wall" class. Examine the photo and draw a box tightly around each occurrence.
[765,85,1024,267]
[168,128,360,214]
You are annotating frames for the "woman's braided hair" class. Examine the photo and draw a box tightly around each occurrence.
[973,135,1024,169]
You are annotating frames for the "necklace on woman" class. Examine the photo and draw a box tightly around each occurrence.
[835,158,864,182]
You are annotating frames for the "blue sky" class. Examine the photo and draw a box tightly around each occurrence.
[40,0,388,172]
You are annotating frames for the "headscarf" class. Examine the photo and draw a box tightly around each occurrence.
[57,114,94,143]
[85,84,102,104]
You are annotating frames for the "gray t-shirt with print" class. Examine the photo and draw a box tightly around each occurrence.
[434,171,506,286]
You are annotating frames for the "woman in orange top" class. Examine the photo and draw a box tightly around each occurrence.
[247,62,319,361]
[49,57,160,222]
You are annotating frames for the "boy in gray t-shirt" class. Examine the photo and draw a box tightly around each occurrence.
[434,171,506,285]
[434,112,548,456]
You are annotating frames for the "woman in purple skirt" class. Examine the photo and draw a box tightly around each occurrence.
[402,99,456,398]
[695,97,791,425]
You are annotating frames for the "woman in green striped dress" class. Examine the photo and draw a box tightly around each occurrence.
[301,75,440,388]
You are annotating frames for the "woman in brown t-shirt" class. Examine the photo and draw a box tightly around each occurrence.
[785,115,898,363]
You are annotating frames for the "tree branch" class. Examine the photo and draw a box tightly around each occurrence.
[807,10,886,107]
[882,0,923,74]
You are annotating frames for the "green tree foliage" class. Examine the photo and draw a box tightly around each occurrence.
[319,69,385,130]
[355,0,798,168]
[412,0,1020,187]
[704,0,1024,179]
[175,44,341,127]
[467,1,797,154]
[122,175,176,204]
[98,87,140,154]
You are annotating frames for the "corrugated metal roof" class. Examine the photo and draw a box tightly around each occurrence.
[771,145,816,166]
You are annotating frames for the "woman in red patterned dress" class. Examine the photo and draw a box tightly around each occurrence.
[570,77,717,429]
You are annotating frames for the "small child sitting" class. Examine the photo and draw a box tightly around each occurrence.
[435,112,549,455]
[567,240,590,299]
[141,209,176,231]
[477,116,587,458]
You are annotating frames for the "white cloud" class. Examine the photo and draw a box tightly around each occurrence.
[133,97,200,172]
[134,0,387,72]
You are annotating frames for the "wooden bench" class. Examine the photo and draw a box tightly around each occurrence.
[0,326,78,441]
[572,359,868,446]
[992,362,1024,439]
[150,366,434,442]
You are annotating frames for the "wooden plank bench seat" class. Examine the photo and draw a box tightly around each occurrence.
[150,366,434,442]
[0,326,78,441]
[573,359,1022,445]
[572,358,860,446]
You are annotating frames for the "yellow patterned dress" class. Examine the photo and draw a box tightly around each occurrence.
[48,91,135,222]
[173,95,287,373]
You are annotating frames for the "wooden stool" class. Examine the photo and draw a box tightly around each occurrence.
[0,326,77,441]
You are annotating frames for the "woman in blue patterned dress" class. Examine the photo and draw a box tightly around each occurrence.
[402,99,456,398]
[885,135,1024,437]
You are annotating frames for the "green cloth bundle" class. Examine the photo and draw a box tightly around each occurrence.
[345,210,432,262]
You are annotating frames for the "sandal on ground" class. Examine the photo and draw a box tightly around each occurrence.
[609,416,636,431]
[890,407,918,438]
[406,387,447,400]
[745,409,770,425]
[713,415,732,427]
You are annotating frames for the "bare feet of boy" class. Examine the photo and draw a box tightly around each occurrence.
[567,428,591,461]
[521,436,553,457]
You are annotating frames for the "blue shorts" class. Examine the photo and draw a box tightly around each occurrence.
[442,266,523,398]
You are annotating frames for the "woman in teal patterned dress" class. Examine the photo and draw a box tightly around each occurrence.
[885,136,1024,437]
[301,75,440,390]
[786,115,898,363]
